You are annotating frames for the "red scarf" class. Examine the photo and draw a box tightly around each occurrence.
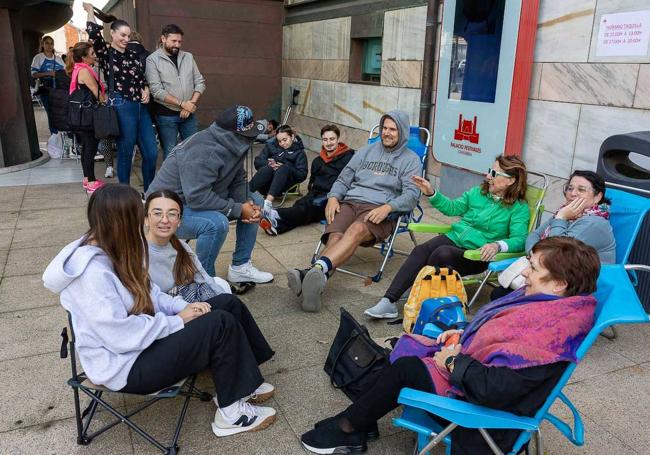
[319,143,350,163]
[69,63,105,95]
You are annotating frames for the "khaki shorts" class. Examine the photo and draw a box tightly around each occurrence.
[322,201,397,247]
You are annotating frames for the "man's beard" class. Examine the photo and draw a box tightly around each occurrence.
[165,45,179,56]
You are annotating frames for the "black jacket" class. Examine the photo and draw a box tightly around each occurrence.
[49,70,72,132]
[308,148,354,197]
[126,42,149,70]
[254,136,308,182]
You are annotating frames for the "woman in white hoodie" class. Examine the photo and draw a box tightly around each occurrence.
[43,184,276,437]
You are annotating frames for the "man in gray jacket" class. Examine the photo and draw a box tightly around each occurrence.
[146,105,273,285]
[287,110,421,312]
[146,24,206,159]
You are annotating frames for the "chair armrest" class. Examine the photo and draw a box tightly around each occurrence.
[463,250,524,262]
[408,223,452,234]
[543,392,585,446]
[487,257,520,272]
[397,388,539,431]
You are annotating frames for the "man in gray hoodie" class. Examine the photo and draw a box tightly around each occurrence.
[146,105,273,284]
[287,110,421,312]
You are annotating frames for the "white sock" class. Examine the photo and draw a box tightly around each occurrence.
[315,258,331,275]
[218,399,243,423]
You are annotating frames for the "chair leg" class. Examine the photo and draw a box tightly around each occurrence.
[599,325,618,340]
[409,229,418,247]
[418,423,457,455]
[72,387,90,445]
[170,376,197,450]
[467,271,492,310]
[535,429,543,455]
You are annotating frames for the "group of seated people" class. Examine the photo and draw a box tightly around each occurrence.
[42,105,617,453]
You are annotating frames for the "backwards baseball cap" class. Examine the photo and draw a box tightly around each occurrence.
[215,105,266,138]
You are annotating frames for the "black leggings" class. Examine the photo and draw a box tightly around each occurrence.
[275,195,325,234]
[121,294,274,407]
[385,235,489,302]
[77,131,98,181]
[345,357,434,430]
[249,165,300,198]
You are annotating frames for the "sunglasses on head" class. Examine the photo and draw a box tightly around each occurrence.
[487,167,512,179]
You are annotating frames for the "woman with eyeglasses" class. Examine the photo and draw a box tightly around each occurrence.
[249,125,308,219]
[43,185,277,438]
[366,155,529,319]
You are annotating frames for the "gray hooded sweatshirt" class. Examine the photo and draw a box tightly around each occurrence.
[146,122,253,219]
[327,110,421,212]
[43,238,188,391]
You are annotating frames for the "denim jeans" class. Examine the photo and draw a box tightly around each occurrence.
[40,93,57,134]
[175,193,263,276]
[111,94,159,191]
[156,113,198,160]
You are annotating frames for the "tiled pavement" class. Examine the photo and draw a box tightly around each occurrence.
[1,112,649,454]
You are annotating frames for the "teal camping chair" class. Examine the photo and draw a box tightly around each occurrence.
[312,125,431,284]
[393,264,650,455]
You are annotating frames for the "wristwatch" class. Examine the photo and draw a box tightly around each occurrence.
[444,355,456,373]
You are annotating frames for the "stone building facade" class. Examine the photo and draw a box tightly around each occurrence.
[282,0,650,213]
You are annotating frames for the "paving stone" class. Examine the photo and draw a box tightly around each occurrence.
[255,223,323,248]
[22,182,86,199]
[16,206,87,229]
[606,323,650,364]
[0,414,134,455]
[0,228,13,250]
[20,191,89,211]
[238,284,303,320]
[0,352,123,432]
[0,249,7,277]
[11,223,87,249]
[0,210,19,230]
[3,245,62,277]
[0,306,67,361]
[568,337,636,384]
[0,192,24,212]
[0,273,58,313]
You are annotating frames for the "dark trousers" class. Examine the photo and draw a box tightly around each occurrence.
[249,165,299,198]
[121,294,274,407]
[385,235,489,302]
[345,357,434,430]
[275,195,325,234]
[77,130,98,181]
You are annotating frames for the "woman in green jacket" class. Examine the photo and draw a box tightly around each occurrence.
[365,155,529,319]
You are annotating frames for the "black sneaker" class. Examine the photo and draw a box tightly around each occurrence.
[314,414,379,441]
[301,419,367,454]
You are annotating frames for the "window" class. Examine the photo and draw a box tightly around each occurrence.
[349,37,382,84]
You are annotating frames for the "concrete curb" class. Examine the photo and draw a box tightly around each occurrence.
[0,151,50,175]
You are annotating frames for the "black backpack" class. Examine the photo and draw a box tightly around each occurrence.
[48,71,72,132]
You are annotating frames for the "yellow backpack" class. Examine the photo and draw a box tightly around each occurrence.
[403,266,467,333]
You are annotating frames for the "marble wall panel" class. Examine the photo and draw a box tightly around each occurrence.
[334,83,365,129]
[383,6,427,61]
[588,0,650,63]
[521,100,581,179]
[381,60,422,88]
[360,85,400,131]
[319,17,351,60]
[634,65,650,108]
[304,80,336,121]
[573,105,650,171]
[321,60,349,82]
[529,63,542,100]
[397,88,421,127]
[281,77,310,111]
[539,63,638,106]
[534,0,596,62]
[283,59,348,82]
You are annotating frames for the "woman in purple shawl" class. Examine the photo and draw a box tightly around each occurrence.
[302,237,601,455]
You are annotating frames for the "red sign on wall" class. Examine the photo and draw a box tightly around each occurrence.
[454,114,480,144]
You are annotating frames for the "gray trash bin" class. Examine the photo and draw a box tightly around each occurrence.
[597,131,650,310]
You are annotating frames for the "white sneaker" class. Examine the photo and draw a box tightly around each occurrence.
[104,166,114,178]
[247,382,275,404]
[260,209,279,236]
[364,297,398,319]
[263,199,273,218]
[228,261,274,284]
[212,399,276,437]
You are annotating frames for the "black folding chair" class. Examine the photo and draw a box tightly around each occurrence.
[60,313,212,455]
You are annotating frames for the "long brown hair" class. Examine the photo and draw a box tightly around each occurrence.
[144,190,198,286]
[481,154,528,205]
[83,185,154,315]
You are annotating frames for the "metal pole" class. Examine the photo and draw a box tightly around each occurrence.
[419,0,440,130]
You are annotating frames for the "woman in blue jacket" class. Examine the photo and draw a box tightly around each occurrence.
[250,125,308,217]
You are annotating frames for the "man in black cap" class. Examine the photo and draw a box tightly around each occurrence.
[146,105,273,285]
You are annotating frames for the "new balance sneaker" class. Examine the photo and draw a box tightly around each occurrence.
[104,165,114,178]
[314,414,379,441]
[260,209,280,236]
[262,199,273,218]
[364,297,398,319]
[212,399,276,437]
[301,266,327,313]
[301,419,368,454]
[228,261,274,284]
[246,382,275,404]
[85,179,105,194]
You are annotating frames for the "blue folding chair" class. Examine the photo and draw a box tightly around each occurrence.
[312,125,431,284]
[393,264,650,455]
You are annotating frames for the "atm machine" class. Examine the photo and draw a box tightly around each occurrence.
[433,0,540,194]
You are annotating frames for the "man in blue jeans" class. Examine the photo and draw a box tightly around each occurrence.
[146,105,273,284]
[146,24,206,159]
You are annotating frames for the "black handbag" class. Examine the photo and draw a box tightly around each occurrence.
[94,51,120,139]
[324,308,390,401]
[68,82,95,131]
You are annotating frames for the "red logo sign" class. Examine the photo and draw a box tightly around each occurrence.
[454,114,480,144]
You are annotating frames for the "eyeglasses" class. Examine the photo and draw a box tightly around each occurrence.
[487,167,512,179]
[148,210,180,222]
[563,184,593,195]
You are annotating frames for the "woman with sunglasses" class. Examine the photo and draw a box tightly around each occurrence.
[366,155,529,319]
[44,185,277,438]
